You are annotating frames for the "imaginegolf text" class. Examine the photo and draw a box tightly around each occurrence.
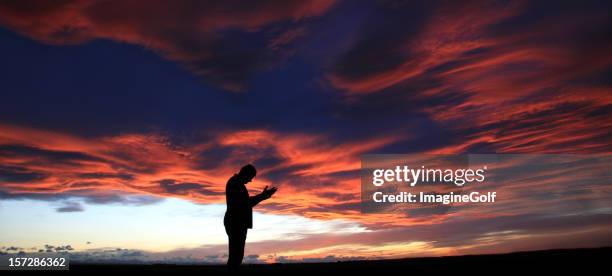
[372,191,497,205]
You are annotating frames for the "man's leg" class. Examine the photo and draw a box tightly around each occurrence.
[227,227,247,268]
[233,228,246,266]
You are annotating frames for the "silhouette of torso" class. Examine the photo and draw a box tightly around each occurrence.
[224,174,253,229]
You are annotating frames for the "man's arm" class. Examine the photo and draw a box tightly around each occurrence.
[249,186,278,207]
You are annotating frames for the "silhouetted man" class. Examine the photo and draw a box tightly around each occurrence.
[224,164,277,269]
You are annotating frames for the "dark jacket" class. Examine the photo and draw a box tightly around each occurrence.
[224,174,252,229]
[224,174,270,229]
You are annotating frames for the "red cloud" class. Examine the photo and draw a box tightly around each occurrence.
[326,1,612,154]
[0,123,414,227]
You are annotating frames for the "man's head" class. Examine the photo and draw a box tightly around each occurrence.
[238,164,257,184]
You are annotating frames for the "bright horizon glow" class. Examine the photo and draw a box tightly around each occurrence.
[0,197,369,253]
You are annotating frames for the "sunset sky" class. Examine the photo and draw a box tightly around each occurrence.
[0,0,611,263]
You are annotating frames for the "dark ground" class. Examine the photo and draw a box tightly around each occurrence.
[67,247,610,273]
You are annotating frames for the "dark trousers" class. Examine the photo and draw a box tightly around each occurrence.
[225,225,247,268]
